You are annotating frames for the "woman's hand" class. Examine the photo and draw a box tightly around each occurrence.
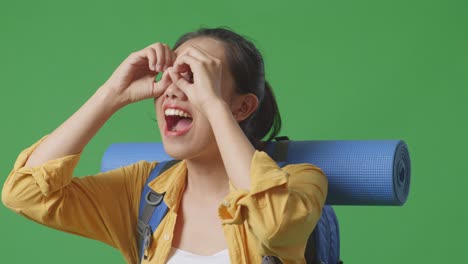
[167,45,256,190]
[167,45,225,116]
[102,42,176,108]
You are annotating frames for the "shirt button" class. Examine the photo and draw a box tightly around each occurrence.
[163,234,170,241]
[222,200,230,207]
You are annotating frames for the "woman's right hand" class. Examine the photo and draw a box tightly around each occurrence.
[102,42,176,108]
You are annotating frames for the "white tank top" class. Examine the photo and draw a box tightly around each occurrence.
[166,247,230,264]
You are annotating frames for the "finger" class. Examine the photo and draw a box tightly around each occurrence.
[172,54,203,85]
[168,68,191,93]
[163,44,173,71]
[152,70,171,97]
[171,48,177,65]
[172,61,190,74]
[158,67,172,84]
[184,44,222,66]
[173,53,202,74]
[178,45,211,63]
[180,71,193,83]
[126,48,151,67]
[146,47,157,72]
[150,43,166,72]
[172,50,194,73]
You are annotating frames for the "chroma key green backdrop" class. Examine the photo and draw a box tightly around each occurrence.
[1,0,467,263]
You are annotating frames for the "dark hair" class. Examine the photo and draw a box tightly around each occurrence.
[173,27,282,150]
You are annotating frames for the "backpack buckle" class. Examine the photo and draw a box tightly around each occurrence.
[143,224,152,251]
[145,191,165,206]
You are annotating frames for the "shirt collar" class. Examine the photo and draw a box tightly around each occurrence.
[147,160,187,210]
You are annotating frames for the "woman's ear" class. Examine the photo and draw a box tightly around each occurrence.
[232,93,259,121]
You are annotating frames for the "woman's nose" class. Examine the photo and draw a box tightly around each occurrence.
[164,82,188,100]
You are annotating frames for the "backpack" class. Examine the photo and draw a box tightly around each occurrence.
[136,138,343,264]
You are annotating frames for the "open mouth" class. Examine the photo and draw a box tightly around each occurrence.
[164,108,193,135]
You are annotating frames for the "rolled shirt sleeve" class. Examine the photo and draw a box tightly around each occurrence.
[9,136,81,197]
[1,136,156,263]
[218,150,328,262]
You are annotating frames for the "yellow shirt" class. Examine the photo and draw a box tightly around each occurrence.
[2,137,328,264]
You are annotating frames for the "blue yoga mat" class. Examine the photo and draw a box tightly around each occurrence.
[101,140,411,206]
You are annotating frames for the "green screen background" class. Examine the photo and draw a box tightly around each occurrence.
[1,0,466,263]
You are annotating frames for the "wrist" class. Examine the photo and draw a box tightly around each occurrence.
[93,86,124,116]
[95,85,127,113]
[205,99,231,122]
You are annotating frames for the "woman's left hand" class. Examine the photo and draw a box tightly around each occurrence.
[167,45,225,116]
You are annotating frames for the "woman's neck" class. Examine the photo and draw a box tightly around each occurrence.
[184,150,230,200]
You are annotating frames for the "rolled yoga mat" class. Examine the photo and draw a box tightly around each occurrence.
[101,140,411,206]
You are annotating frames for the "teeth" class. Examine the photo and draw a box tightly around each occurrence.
[164,108,191,118]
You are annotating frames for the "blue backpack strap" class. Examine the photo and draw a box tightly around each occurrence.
[137,160,179,262]
[269,136,290,168]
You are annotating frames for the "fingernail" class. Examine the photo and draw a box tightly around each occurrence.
[150,64,154,71]
[156,64,162,72]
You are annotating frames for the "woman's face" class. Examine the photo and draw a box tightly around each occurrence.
[154,37,237,160]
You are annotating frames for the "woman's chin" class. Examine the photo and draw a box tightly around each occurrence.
[162,140,196,161]
[159,124,215,161]
[161,137,216,162]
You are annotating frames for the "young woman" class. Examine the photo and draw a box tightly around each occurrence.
[2,28,328,264]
